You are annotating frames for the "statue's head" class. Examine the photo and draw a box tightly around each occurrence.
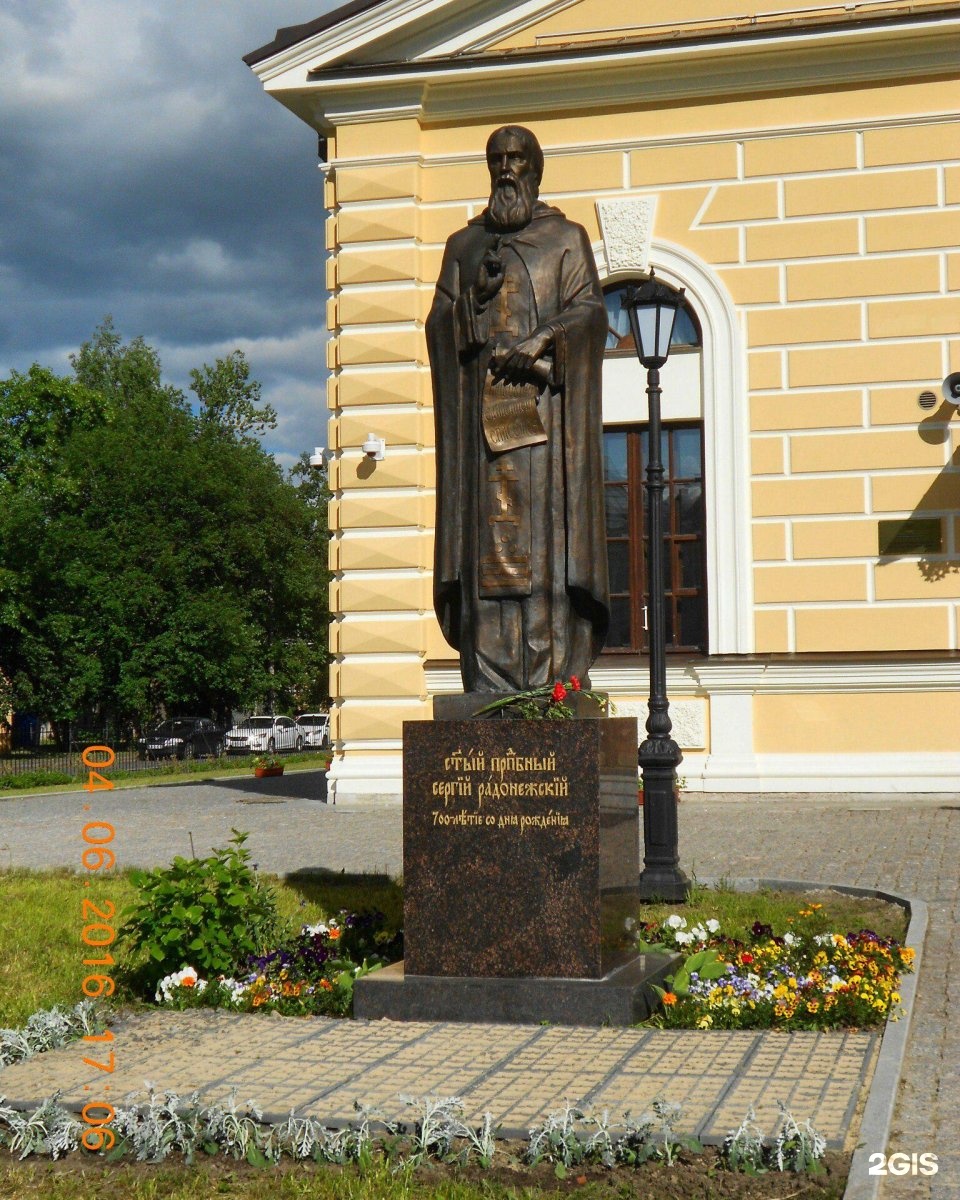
[485,125,543,232]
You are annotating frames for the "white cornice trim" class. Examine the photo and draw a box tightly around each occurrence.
[252,0,576,81]
[284,16,960,122]
[427,658,960,696]
[250,0,454,81]
[691,659,960,693]
[421,0,575,58]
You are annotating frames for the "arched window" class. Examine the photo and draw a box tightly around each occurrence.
[601,281,707,654]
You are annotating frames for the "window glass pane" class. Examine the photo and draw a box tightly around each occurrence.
[603,290,634,350]
[660,538,671,584]
[600,421,707,656]
[678,541,703,590]
[677,594,705,649]
[673,428,701,478]
[604,486,628,536]
[607,541,630,594]
[675,484,703,534]
[607,596,632,648]
[671,307,700,348]
[662,599,674,647]
[603,432,628,481]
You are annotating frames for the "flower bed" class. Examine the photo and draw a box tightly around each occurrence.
[154,912,403,1018]
[630,906,914,1031]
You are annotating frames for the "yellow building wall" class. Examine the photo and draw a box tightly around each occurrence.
[325,50,960,761]
[755,692,960,754]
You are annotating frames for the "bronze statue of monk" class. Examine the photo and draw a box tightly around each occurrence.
[427,125,609,693]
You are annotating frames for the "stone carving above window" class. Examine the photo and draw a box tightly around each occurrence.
[596,197,657,276]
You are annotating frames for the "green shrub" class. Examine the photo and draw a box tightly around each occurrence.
[119,830,280,989]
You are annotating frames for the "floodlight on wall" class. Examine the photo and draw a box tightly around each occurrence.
[308,446,325,468]
[362,433,386,460]
[942,373,960,406]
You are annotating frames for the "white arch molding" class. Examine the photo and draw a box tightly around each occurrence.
[593,236,753,656]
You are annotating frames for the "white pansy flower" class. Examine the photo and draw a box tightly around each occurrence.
[155,966,207,1004]
[705,919,720,933]
[783,932,800,947]
[665,915,687,930]
[675,931,695,945]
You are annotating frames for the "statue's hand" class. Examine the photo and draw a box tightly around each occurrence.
[490,329,552,384]
[475,242,503,306]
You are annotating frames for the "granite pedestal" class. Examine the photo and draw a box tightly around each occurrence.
[354,715,678,1025]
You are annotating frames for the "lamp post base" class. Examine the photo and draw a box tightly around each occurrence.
[637,734,691,903]
[638,863,691,903]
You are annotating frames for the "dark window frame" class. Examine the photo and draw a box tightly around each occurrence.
[602,421,708,655]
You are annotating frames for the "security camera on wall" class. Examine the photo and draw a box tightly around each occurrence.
[943,373,960,406]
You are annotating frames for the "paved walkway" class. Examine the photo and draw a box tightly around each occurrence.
[1,1009,877,1150]
[1,776,958,1196]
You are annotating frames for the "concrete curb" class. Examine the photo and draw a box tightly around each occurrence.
[701,876,924,1200]
[842,895,926,1200]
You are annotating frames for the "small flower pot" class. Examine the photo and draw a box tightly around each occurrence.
[254,766,284,779]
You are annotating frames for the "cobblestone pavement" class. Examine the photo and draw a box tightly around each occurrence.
[1,778,957,1195]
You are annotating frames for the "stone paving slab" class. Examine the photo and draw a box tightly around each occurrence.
[0,1007,878,1148]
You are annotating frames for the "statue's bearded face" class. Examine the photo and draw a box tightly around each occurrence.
[487,131,539,232]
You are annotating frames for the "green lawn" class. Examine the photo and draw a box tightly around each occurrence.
[0,867,401,1027]
[0,752,332,796]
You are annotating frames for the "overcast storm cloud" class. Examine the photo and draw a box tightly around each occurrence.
[0,0,343,467]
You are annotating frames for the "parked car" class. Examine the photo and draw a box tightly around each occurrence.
[138,718,225,761]
[295,712,330,748]
[224,715,303,755]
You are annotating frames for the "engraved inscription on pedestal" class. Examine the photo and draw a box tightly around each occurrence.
[403,718,639,980]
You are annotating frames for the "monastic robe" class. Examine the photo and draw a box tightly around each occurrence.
[427,203,610,692]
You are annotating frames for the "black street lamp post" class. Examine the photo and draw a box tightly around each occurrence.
[622,272,691,902]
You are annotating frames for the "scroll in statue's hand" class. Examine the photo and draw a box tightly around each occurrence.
[490,329,553,385]
[475,239,504,305]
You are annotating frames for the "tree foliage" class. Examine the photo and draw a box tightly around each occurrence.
[0,321,329,737]
[190,349,278,440]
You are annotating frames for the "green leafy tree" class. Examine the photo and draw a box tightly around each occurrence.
[0,364,113,491]
[0,323,330,740]
[190,349,277,440]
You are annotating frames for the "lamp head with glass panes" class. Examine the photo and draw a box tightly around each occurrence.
[621,271,686,371]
